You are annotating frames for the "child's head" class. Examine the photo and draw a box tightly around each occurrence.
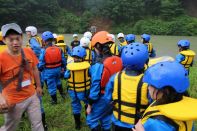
[1,23,23,53]
[91,31,113,55]
[80,37,90,48]
[73,34,78,41]
[72,46,86,62]
[41,31,54,46]
[141,34,150,43]
[121,43,149,71]
[177,40,190,52]
[117,33,125,43]
[125,34,135,44]
[143,61,189,104]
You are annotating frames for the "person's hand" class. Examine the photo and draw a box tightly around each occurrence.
[132,120,145,131]
[86,104,92,115]
[0,94,9,113]
[36,86,43,96]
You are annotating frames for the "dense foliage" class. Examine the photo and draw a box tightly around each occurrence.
[0,0,196,35]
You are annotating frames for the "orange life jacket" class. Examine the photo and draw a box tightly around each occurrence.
[100,56,123,94]
[45,46,62,68]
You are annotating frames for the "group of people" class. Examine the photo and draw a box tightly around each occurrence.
[0,22,196,131]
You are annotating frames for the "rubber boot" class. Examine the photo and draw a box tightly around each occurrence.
[50,94,57,105]
[91,125,101,131]
[42,113,48,131]
[74,114,81,130]
[57,85,66,100]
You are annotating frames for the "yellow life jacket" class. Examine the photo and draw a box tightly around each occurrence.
[120,41,127,47]
[0,45,7,53]
[84,48,92,64]
[179,50,196,69]
[26,36,42,47]
[56,42,67,58]
[147,43,153,54]
[67,62,90,92]
[142,97,197,131]
[110,43,119,56]
[112,71,149,124]
[89,41,94,51]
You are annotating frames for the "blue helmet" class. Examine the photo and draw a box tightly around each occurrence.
[72,46,86,58]
[42,31,54,41]
[121,42,149,70]
[177,40,190,48]
[125,34,135,43]
[141,34,151,42]
[143,61,189,93]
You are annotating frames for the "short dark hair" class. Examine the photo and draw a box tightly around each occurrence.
[4,29,21,37]
[154,86,189,106]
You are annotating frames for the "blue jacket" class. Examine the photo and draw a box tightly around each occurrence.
[29,37,41,58]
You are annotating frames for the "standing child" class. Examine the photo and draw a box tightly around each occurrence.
[141,34,156,58]
[104,43,151,131]
[176,40,195,73]
[133,61,197,131]
[86,31,122,131]
[80,37,95,64]
[64,46,90,130]
[38,31,66,104]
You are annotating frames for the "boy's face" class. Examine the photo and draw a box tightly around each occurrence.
[26,31,32,39]
[74,37,78,41]
[3,34,23,53]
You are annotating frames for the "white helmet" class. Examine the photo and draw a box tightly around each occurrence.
[84,31,92,40]
[73,34,78,38]
[109,34,115,42]
[25,26,37,36]
[117,33,124,38]
[80,37,90,47]
[53,33,58,39]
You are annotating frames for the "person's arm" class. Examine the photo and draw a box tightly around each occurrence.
[29,38,41,58]
[88,63,104,105]
[64,70,71,79]
[38,50,46,71]
[150,49,156,58]
[176,54,185,63]
[66,46,72,56]
[61,49,67,69]
[32,66,42,96]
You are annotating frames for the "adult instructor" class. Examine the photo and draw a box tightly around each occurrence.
[0,23,44,131]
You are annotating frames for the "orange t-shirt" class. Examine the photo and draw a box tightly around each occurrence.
[0,48,38,105]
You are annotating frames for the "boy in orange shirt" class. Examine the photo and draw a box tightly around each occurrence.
[0,23,44,131]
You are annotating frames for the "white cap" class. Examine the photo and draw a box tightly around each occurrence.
[73,34,78,38]
[80,37,90,47]
[117,33,124,38]
[53,33,58,39]
[1,23,22,37]
[25,26,37,36]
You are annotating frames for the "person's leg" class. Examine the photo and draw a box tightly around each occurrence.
[45,72,57,104]
[0,97,30,131]
[100,114,111,131]
[69,90,82,130]
[57,82,65,100]
[39,96,47,130]
[27,94,44,131]
[113,124,131,131]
